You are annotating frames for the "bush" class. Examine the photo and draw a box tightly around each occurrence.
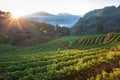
[0,34,11,44]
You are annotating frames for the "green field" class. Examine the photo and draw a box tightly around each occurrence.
[0,33,120,80]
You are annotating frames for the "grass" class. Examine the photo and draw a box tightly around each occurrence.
[0,33,120,80]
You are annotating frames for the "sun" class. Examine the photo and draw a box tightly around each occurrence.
[12,14,20,18]
[11,12,21,18]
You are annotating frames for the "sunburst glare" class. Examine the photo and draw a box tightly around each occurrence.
[7,14,24,33]
[11,12,21,18]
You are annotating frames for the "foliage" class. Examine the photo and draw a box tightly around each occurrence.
[0,10,11,17]
[88,68,120,80]
[73,6,120,35]
[0,10,71,46]
[55,25,71,36]
[0,34,11,44]
[0,33,120,80]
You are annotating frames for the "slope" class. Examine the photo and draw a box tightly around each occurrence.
[0,17,57,46]
[1,33,120,54]
[0,33,120,80]
[73,6,120,35]
[26,11,80,27]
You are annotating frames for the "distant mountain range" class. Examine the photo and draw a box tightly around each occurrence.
[24,12,80,27]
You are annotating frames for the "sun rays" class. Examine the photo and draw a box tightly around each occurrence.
[11,12,21,19]
[6,15,24,34]
[12,14,20,18]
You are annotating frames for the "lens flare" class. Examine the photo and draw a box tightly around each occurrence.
[11,12,21,18]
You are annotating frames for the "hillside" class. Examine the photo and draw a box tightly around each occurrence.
[73,6,120,35]
[0,33,120,80]
[25,11,80,27]
[1,1,120,80]
[0,17,57,46]
[0,11,71,46]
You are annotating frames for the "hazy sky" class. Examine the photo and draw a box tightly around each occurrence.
[0,0,120,16]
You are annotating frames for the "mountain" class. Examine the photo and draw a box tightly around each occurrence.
[73,6,120,35]
[25,12,80,27]
[29,11,55,16]
[0,11,71,46]
[58,12,74,16]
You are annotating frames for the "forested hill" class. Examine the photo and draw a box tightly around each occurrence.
[73,6,120,35]
[0,10,70,46]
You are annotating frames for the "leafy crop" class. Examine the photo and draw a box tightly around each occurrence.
[0,33,120,80]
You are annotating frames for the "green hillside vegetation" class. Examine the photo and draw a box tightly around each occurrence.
[0,33,120,80]
[0,34,11,44]
[0,10,70,46]
[73,6,120,35]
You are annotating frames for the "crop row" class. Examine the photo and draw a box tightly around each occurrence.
[0,49,120,80]
[88,68,120,80]
[62,33,120,49]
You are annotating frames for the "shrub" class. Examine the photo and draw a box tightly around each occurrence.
[0,34,11,44]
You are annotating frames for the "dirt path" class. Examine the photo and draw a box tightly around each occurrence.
[57,42,70,49]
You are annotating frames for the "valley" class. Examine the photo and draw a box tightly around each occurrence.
[0,33,120,80]
[0,4,120,80]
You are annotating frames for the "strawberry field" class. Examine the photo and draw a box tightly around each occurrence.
[0,33,120,80]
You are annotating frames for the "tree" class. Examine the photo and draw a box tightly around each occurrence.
[96,25,104,34]
[55,26,70,36]
[118,5,120,9]
[61,27,70,36]
[0,34,11,44]
[76,26,85,35]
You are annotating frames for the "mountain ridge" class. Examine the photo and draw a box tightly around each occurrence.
[25,11,80,27]
[73,6,120,35]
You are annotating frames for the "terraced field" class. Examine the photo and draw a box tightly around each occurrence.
[0,33,120,80]
[62,33,120,49]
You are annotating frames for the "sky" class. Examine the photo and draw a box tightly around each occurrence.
[0,0,120,16]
